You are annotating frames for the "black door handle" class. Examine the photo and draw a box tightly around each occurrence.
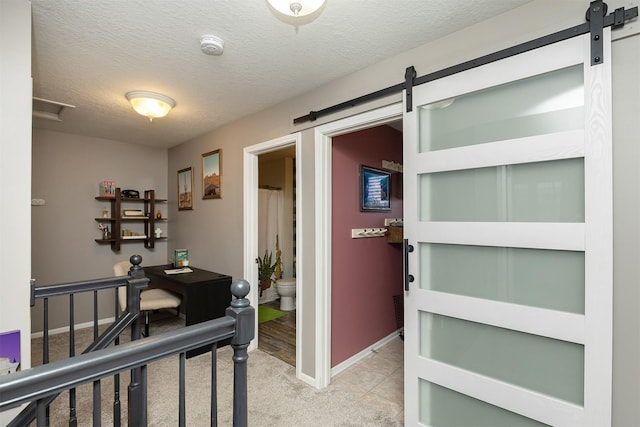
[403,239,414,291]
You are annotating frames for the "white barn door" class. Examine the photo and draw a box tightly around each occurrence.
[403,31,612,426]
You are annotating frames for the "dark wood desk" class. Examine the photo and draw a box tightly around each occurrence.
[144,264,232,356]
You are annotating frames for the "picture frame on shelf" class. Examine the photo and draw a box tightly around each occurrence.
[174,248,189,267]
[177,167,193,210]
[99,180,116,198]
[360,165,391,212]
[123,209,145,218]
[202,149,222,199]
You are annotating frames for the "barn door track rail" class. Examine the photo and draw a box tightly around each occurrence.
[293,1,637,124]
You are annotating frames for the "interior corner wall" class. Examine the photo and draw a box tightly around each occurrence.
[330,125,403,366]
[30,129,169,333]
[1,0,32,423]
[611,31,640,426]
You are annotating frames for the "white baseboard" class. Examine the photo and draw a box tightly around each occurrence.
[298,370,318,388]
[30,308,186,340]
[330,330,401,378]
[31,317,116,339]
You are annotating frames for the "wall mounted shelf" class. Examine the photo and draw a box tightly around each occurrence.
[95,187,167,252]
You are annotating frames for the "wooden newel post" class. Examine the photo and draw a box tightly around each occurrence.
[226,279,254,427]
[126,254,149,426]
[127,254,147,341]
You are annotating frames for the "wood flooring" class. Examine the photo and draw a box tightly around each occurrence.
[258,300,296,366]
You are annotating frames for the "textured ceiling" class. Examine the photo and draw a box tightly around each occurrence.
[30,0,531,148]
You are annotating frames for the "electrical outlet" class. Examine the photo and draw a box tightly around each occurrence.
[31,198,46,206]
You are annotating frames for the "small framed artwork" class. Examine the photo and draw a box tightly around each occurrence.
[360,165,391,212]
[177,167,193,210]
[202,149,222,199]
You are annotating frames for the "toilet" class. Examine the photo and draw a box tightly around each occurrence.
[276,278,296,311]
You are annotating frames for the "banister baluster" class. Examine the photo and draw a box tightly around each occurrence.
[43,297,50,427]
[93,379,101,427]
[69,294,77,426]
[36,399,46,427]
[179,352,186,427]
[113,290,121,427]
[93,290,98,341]
[43,298,49,365]
[211,342,218,427]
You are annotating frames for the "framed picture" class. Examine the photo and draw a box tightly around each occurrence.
[177,167,193,210]
[202,149,222,199]
[360,165,391,212]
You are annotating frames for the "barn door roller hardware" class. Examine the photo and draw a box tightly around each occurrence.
[293,1,637,125]
[586,0,634,65]
[588,1,607,65]
[404,66,416,113]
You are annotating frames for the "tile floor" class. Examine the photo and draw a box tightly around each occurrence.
[331,336,405,423]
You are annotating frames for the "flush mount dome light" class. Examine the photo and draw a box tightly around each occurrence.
[267,0,325,17]
[125,91,176,121]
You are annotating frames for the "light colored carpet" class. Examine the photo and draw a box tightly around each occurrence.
[29,316,403,426]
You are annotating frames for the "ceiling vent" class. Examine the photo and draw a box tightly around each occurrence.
[32,97,76,121]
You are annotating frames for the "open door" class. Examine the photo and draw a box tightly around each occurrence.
[403,30,612,425]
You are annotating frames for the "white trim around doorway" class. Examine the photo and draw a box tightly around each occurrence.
[243,132,303,381]
[313,103,403,388]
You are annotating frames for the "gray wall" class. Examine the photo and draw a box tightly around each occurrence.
[30,129,169,332]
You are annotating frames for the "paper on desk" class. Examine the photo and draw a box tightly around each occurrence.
[164,267,193,274]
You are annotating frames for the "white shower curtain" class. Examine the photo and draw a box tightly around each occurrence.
[258,189,284,266]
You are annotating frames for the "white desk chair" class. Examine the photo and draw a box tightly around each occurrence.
[113,260,181,337]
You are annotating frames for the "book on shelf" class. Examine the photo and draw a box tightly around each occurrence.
[123,209,145,217]
[174,249,189,267]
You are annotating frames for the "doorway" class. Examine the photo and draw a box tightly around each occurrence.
[256,146,297,366]
[313,103,403,387]
[243,133,303,377]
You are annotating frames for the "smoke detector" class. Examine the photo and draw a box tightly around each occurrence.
[200,36,224,56]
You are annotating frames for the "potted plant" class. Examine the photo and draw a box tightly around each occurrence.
[274,235,283,280]
[256,250,276,296]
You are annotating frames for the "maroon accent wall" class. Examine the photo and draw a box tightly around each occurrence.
[331,125,403,367]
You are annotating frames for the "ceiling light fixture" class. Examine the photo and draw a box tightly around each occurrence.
[125,91,176,122]
[266,0,326,17]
